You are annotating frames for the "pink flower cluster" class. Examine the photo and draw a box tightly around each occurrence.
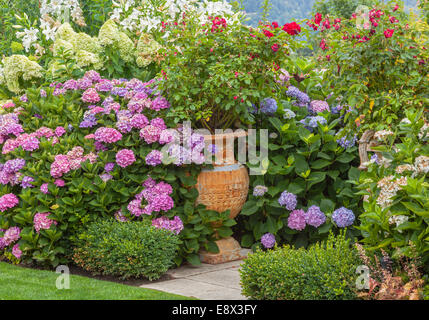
[50,146,97,178]
[82,88,101,103]
[116,149,136,168]
[94,127,122,143]
[1,226,21,246]
[0,112,23,144]
[33,212,57,233]
[127,179,174,216]
[152,216,184,235]
[0,193,19,212]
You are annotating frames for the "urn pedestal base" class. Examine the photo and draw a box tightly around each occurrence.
[199,237,245,264]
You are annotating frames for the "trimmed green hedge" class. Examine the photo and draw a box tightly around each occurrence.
[72,219,180,280]
[240,231,362,300]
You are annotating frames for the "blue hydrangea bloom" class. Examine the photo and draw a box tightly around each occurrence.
[260,98,278,115]
[332,207,355,227]
[278,191,297,211]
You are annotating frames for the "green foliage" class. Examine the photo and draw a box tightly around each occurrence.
[160,11,306,131]
[314,2,429,133]
[72,219,179,280]
[240,230,362,300]
[239,64,361,249]
[356,109,429,269]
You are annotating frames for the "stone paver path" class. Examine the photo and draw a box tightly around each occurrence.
[140,253,249,300]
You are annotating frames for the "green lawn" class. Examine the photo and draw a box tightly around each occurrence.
[0,262,191,300]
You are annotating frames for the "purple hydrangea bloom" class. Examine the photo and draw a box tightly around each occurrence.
[3,158,25,173]
[260,98,278,115]
[286,86,310,106]
[145,150,163,166]
[152,216,184,235]
[63,79,78,90]
[337,135,358,149]
[304,205,326,228]
[104,163,115,172]
[261,233,276,248]
[332,207,355,227]
[152,96,170,111]
[21,176,35,189]
[20,94,28,102]
[278,191,297,210]
[253,185,268,197]
[79,114,98,128]
[111,87,128,97]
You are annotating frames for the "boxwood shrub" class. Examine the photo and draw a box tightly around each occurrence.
[72,219,180,280]
[240,231,362,300]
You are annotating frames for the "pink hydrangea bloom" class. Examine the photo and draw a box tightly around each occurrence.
[82,88,101,103]
[150,118,167,131]
[94,127,122,143]
[310,100,330,113]
[35,127,55,139]
[152,216,184,235]
[55,126,66,137]
[0,193,19,212]
[2,102,15,109]
[140,125,161,144]
[3,226,21,245]
[116,149,136,168]
[40,183,49,194]
[54,179,65,187]
[130,114,149,129]
[145,150,163,166]
[50,155,71,178]
[33,212,57,233]
[287,209,307,231]
[12,244,22,259]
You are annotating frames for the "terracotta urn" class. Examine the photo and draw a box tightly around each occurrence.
[196,131,249,264]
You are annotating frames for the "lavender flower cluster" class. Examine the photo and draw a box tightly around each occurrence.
[286,86,310,108]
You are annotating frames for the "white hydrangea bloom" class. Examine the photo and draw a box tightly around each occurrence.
[1,55,43,93]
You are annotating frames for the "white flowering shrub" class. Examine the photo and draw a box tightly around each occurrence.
[110,0,242,36]
[0,55,43,94]
[357,109,429,270]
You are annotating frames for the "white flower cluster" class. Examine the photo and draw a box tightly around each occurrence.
[376,175,407,208]
[16,27,39,52]
[49,23,103,74]
[0,55,43,93]
[415,155,429,174]
[110,0,239,34]
[40,0,86,26]
[388,214,409,232]
[418,122,429,139]
[373,129,394,141]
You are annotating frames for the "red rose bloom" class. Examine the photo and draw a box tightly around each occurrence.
[282,22,301,35]
[271,44,279,52]
[272,21,279,29]
[393,4,399,12]
[263,29,274,38]
[384,29,394,38]
[315,13,322,25]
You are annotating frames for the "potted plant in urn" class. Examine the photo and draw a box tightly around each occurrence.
[158,8,305,263]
